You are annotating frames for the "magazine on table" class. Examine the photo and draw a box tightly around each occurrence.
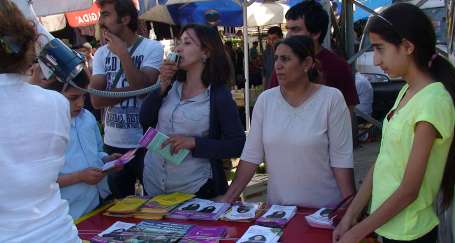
[105,196,147,214]
[236,225,282,243]
[140,192,195,214]
[180,225,227,243]
[255,205,297,228]
[91,220,193,243]
[168,198,230,221]
[222,202,263,221]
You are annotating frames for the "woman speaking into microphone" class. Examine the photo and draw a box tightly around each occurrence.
[140,24,245,199]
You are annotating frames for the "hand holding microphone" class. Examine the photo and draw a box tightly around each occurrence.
[159,52,181,96]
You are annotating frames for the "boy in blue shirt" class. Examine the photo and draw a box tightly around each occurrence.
[56,81,122,219]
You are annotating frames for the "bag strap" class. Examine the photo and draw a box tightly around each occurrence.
[110,36,145,89]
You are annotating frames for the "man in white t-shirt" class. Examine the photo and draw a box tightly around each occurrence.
[90,0,164,198]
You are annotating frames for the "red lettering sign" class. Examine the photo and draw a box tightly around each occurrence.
[65,3,100,27]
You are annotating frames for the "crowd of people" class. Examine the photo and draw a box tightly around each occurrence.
[0,0,454,242]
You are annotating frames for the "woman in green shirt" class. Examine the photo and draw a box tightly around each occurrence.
[333,3,455,243]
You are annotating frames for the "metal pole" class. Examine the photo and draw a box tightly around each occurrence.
[416,0,429,8]
[352,0,379,16]
[347,45,370,65]
[342,0,355,59]
[243,0,251,131]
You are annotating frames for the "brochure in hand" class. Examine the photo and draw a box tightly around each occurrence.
[255,205,297,228]
[101,126,163,172]
[236,225,282,243]
[180,226,227,243]
[144,127,190,165]
[102,149,137,172]
[168,198,230,221]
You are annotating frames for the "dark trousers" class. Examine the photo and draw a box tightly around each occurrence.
[195,179,217,199]
[382,227,438,243]
[104,145,145,199]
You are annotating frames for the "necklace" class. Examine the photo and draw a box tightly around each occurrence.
[280,83,318,107]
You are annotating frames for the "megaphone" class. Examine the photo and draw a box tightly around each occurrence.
[13,0,159,97]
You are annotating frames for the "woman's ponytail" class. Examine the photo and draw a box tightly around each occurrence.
[429,55,455,208]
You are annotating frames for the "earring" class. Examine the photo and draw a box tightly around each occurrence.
[201,55,207,64]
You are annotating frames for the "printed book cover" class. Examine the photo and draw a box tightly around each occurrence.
[106,196,147,214]
[255,205,297,228]
[168,198,229,221]
[147,129,190,165]
[222,202,263,221]
[180,225,227,243]
[236,225,282,243]
[140,192,195,214]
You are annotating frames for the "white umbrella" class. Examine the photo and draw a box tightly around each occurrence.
[32,0,94,17]
[38,14,67,32]
[247,1,289,27]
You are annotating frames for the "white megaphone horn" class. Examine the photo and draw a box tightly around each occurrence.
[12,0,159,97]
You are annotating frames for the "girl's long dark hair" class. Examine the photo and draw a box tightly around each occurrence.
[367,3,455,208]
[175,24,232,87]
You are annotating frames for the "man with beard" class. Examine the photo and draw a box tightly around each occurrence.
[90,0,164,198]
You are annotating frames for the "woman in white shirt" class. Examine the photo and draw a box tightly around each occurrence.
[0,1,80,242]
[221,35,355,208]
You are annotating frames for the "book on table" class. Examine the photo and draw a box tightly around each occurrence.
[105,196,147,215]
[222,202,264,222]
[134,192,195,220]
[255,205,297,228]
[236,225,282,243]
[91,220,193,243]
[140,192,195,214]
[180,225,227,243]
[167,198,230,221]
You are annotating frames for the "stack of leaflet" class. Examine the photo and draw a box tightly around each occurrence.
[91,220,193,243]
[180,226,227,243]
[134,192,195,220]
[236,225,282,243]
[255,205,297,228]
[222,202,264,222]
[104,196,147,217]
[305,208,335,229]
[167,198,230,221]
